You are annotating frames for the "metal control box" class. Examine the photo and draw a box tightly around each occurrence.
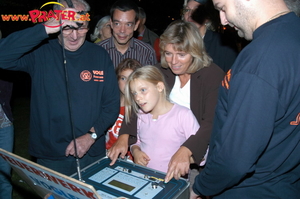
[0,149,189,199]
[71,157,190,199]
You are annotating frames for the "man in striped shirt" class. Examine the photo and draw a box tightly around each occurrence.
[97,0,157,68]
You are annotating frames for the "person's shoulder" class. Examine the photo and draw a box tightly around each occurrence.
[206,29,220,38]
[198,62,225,76]
[133,38,154,50]
[145,27,159,38]
[96,37,110,46]
[192,63,225,85]
[85,40,102,47]
[172,103,194,116]
[173,103,189,111]
[82,42,113,66]
[94,38,101,44]
[85,41,109,52]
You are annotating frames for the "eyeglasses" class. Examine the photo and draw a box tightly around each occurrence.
[62,25,89,35]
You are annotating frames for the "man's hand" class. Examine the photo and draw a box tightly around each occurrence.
[44,8,83,35]
[65,133,95,158]
[132,145,150,167]
[164,146,192,183]
[107,134,129,166]
[44,17,62,34]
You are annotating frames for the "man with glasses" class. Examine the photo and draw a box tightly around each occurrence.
[97,0,157,68]
[0,0,119,176]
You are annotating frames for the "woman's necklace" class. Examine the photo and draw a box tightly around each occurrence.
[268,10,290,22]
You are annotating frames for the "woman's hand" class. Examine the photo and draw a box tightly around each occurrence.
[164,146,192,183]
[107,134,129,166]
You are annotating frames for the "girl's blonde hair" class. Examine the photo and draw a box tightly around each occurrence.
[124,65,170,123]
[160,20,212,73]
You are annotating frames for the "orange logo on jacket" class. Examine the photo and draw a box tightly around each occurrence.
[80,70,92,82]
[92,70,104,82]
[290,113,300,125]
[80,70,104,82]
[222,69,231,89]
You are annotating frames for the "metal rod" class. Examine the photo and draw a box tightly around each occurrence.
[57,0,82,181]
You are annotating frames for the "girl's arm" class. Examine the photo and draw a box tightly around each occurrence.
[131,145,150,167]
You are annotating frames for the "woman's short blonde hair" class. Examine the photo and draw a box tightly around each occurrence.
[124,65,170,123]
[160,20,212,73]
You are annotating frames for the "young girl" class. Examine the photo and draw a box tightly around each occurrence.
[125,65,200,173]
[105,58,142,154]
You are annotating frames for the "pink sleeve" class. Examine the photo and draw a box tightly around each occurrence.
[182,109,200,139]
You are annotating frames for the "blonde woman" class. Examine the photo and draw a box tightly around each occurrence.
[108,20,224,183]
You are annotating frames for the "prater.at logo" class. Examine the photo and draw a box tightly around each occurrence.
[1,1,90,28]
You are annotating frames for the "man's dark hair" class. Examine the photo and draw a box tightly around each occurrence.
[110,0,140,22]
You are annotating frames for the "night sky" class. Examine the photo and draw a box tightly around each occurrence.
[0,0,185,38]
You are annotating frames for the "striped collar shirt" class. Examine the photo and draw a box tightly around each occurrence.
[97,37,157,68]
